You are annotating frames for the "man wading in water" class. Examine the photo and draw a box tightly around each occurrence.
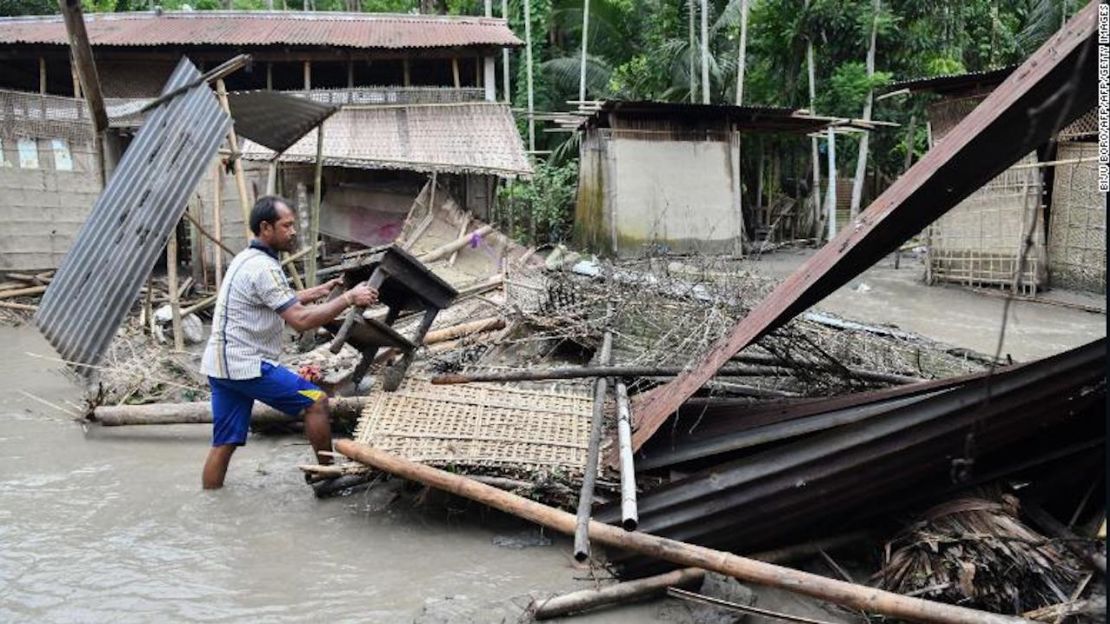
[199,196,378,489]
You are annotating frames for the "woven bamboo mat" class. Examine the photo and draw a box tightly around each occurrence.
[354,377,594,476]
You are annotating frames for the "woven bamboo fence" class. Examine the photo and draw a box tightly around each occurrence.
[1048,141,1105,293]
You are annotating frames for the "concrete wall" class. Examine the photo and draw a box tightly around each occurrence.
[604,134,743,257]
[0,137,101,271]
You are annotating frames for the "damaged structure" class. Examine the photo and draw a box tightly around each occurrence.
[6,3,1105,623]
[573,101,843,257]
[0,10,529,271]
[888,66,1104,294]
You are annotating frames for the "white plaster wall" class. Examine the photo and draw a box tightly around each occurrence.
[609,137,741,256]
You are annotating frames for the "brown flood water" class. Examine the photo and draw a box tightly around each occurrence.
[1,259,1102,623]
[0,327,683,624]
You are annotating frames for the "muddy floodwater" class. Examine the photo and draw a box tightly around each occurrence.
[1,327,686,624]
[1,257,1103,623]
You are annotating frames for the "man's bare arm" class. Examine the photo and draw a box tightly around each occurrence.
[295,278,343,305]
[280,283,378,332]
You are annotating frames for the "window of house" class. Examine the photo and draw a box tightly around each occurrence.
[17,138,38,169]
[51,139,73,171]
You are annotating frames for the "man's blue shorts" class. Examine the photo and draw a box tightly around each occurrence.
[208,361,326,447]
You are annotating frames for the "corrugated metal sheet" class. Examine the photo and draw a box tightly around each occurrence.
[623,3,1099,455]
[580,100,841,134]
[600,338,1107,578]
[34,57,230,367]
[0,11,522,49]
[885,65,1017,95]
[226,90,338,154]
[238,102,532,177]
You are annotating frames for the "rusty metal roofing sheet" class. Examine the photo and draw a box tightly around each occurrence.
[226,89,338,154]
[238,102,532,177]
[601,338,1107,578]
[0,11,522,49]
[34,57,230,367]
[621,2,1100,457]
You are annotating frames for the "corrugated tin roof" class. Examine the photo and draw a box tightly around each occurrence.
[0,10,522,49]
[226,89,338,154]
[34,57,230,367]
[239,102,532,177]
[580,100,842,133]
[885,65,1017,95]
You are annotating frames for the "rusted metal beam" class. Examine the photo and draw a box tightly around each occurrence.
[623,3,1099,459]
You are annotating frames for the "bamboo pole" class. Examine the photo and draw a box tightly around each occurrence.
[615,381,638,531]
[212,163,224,291]
[418,224,494,263]
[307,124,325,289]
[532,568,704,620]
[423,316,505,345]
[90,396,369,426]
[574,331,612,561]
[447,215,470,266]
[523,0,535,152]
[166,227,185,351]
[334,441,1030,624]
[214,79,253,241]
[0,301,37,311]
[431,364,804,385]
[0,285,47,299]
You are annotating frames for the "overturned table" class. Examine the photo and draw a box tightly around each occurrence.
[326,245,457,390]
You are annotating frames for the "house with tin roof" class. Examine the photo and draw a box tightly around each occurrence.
[0,11,530,271]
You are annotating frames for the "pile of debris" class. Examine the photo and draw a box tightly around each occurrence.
[877,494,1086,614]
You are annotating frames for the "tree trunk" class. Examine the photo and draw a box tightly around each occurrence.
[734,0,748,105]
[420,0,447,14]
[849,0,880,219]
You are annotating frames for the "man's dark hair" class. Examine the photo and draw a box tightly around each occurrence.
[249,195,293,235]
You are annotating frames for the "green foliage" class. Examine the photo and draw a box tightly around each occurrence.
[817,61,891,118]
[497,160,578,244]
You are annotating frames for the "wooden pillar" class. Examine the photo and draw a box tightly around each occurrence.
[215,79,254,241]
[38,57,46,94]
[307,125,324,289]
[212,163,224,291]
[70,54,81,100]
[452,58,461,88]
[59,0,112,186]
[266,62,273,90]
[167,226,184,351]
[347,59,354,88]
[483,56,496,101]
[303,60,311,91]
[402,59,411,87]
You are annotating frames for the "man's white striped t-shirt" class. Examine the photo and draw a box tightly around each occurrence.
[200,242,298,380]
